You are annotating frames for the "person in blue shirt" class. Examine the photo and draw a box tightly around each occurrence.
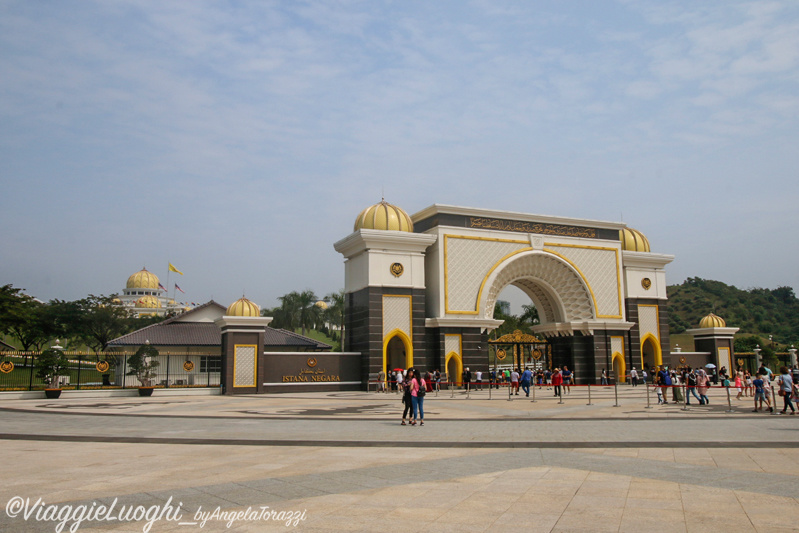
[520,367,533,397]
[562,366,573,394]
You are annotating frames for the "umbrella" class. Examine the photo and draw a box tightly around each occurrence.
[393,368,404,372]
[705,363,717,369]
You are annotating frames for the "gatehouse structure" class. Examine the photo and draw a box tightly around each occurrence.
[335,201,675,385]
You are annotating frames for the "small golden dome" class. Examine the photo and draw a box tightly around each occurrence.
[699,313,726,328]
[226,297,260,317]
[315,300,328,310]
[354,199,413,232]
[620,228,651,252]
[126,268,160,289]
[137,295,162,308]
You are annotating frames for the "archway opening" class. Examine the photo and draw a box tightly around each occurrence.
[641,335,662,371]
[612,352,626,383]
[386,335,407,373]
[445,352,462,389]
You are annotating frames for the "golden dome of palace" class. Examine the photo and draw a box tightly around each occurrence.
[137,295,162,308]
[315,300,328,310]
[354,200,413,232]
[226,297,261,317]
[699,313,726,328]
[620,228,651,252]
[126,268,160,289]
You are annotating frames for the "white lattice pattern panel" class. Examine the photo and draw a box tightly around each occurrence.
[383,296,411,338]
[638,305,659,340]
[545,245,620,317]
[484,253,593,322]
[611,336,624,356]
[234,345,256,387]
[447,237,527,312]
[445,334,461,356]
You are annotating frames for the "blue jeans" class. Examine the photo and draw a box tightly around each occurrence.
[521,380,530,395]
[687,387,702,404]
[412,395,424,420]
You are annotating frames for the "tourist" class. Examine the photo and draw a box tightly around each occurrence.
[490,369,497,389]
[410,368,425,425]
[545,368,552,389]
[752,374,768,412]
[424,370,433,392]
[671,371,683,403]
[777,366,796,415]
[520,367,532,397]
[434,369,441,391]
[396,370,403,392]
[475,369,482,391]
[641,369,648,384]
[562,366,573,394]
[630,367,638,386]
[377,369,386,393]
[463,367,472,392]
[552,368,563,398]
[601,368,608,385]
[656,366,671,404]
[686,367,701,405]
[744,371,752,397]
[696,368,710,405]
[735,370,743,400]
[401,369,413,425]
[510,368,520,395]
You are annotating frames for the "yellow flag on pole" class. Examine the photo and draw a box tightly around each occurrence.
[168,262,183,275]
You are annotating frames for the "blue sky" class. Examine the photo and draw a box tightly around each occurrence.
[1,0,798,311]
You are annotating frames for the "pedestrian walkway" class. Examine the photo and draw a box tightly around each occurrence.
[1,389,797,532]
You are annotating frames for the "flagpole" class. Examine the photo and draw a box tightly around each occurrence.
[166,265,171,303]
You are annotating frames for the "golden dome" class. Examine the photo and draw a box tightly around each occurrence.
[354,199,413,232]
[226,297,260,317]
[126,268,160,289]
[620,228,651,252]
[699,313,726,328]
[137,295,162,308]
[315,300,328,310]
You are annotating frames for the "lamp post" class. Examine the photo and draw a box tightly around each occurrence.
[754,344,762,369]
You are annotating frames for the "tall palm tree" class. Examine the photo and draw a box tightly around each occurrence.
[325,290,345,351]
[295,290,318,338]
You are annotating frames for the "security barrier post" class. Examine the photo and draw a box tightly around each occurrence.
[682,383,689,411]
[531,381,536,403]
[645,383,652,409]
[726,383,734,413]
[586,383,592,406]
[613,382,619,407]
[771,386,778,415]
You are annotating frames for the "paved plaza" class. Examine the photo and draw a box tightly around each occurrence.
[1,385,798,532]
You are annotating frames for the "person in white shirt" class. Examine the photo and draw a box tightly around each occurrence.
[475,370,483,391]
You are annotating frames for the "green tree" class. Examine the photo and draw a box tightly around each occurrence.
[324,290,345,351]
[76,295,130,355]
[0,285,49,352]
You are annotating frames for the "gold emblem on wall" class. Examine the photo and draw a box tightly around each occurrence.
[183,361,194,372]
[533,349,542,360]
[737,358,744,367]
[679,357,686,364]
[307,357,318,368]
[0,361,14,374]
[496,348,506,361]
[96,361,110,373]
[641,278,652,290]
[390,262,404,277]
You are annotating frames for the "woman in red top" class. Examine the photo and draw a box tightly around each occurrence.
[551,368,563,398]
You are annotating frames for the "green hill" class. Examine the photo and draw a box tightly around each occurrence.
[667,277,799,345]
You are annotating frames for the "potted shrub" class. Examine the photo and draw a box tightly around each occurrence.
[35,346,71,399]
[127,343,160,396]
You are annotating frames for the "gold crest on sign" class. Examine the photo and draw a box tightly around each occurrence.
[641,278,652,290]
[0,361,14,374]
[679,357,686,364]
[307,357,318,368]
[390,263,404,277]
[533,349,542,360]
[96,361,110,373]
[737,358,744,367]
[183,361,194,372]
[496,349,506,361]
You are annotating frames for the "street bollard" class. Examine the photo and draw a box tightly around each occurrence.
[726,384,734,413]
[531,381,536,403]
[771,386,778,415]
[508,381,512,401]
[558,386,564,405]
[586,383,592,406]
[613,382,620,407]
[467,384,470,400]
[645,383,652,409]
[451,381,455,398]
[488,381,492,400]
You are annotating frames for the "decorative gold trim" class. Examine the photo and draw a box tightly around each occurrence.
[496,348,507,360]
[640,333,663,369]
[443,234,529,315]
[544,242,623,319]
[390,262,404,277]
[382,294,414,375]
[383,328,414,374]
[183,360,194,372]
[233,344,258,388]
[611,335,626,383]
[642,278,652,290]
[0,361,13,374]
[96,361,110,373]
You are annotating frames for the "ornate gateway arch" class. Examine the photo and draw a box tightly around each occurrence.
[335,201,674,386]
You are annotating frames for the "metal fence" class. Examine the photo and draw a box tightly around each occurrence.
[0,351,221,391]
